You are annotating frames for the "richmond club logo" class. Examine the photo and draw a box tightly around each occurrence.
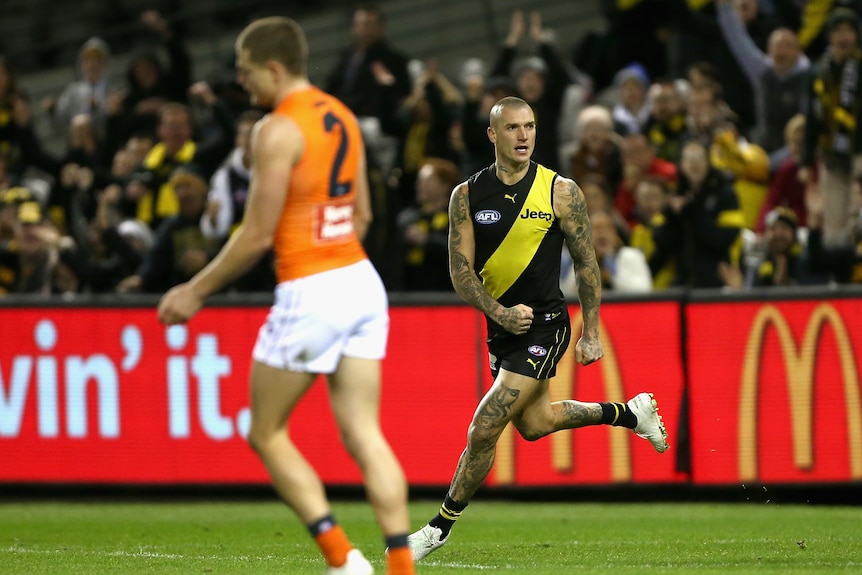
[474,210,501,224]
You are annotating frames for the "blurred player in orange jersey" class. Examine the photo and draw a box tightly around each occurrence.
[157,16,413,575]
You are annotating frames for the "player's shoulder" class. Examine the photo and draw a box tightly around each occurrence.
[253,113,297,140]
[252,113,302,158]
[552,174,578,197]
[453,180,470,197]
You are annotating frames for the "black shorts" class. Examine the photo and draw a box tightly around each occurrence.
[486,308,571,380]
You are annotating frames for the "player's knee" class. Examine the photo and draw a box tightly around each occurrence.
[246,429,265,454]
[515,425,547,442]
[513,419,551,442]
[337,423,377,460]
[246,423,277,455]
[338,428,362,457]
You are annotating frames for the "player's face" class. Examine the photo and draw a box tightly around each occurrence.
[489,105,536,164]
[236,49,276,107]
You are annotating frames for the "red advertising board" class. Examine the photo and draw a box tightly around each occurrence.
[687,299,862,484]
[0,301,686,486]
[0,306,482,485]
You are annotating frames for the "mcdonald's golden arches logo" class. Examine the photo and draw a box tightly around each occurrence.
[739,303,862,480]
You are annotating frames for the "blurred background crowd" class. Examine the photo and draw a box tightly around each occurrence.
[1,0,862,298]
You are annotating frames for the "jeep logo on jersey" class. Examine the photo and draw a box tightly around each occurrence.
[527,345,547,356]
[475,210,501,224]
[520,208,553,221]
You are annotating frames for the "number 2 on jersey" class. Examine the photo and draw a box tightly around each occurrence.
[323,111,352,197]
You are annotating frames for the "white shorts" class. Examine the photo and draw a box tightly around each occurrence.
[252,259,389,373]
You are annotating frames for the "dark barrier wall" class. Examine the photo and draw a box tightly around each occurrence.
[1,288,861,487]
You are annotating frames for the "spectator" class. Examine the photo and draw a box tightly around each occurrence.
[757,113,809,231]
[15,109,110,234]
[744,206,812,287]
[561,209,652,296]
[324,3,412,140]
[117,165,221,293]
[796,0,862,60]
[579,173,630,242]
[710,122,770,230]
[683,82,728,150]
[800,7,862,249]
[0,200,61,295]
[73,183,154,294]
[390,59,463,209]
[568,105,622,191]
[615,132,677,228]
[669,0,778,136]
[644,79,688,162]
[104,9,193,150]
[653,139,744,288]
[716,0,811,154]
[629,176,676,289]
[123,99,233,230]
[46,36,117,142]
[394,157,458,291]
[611,63,651,136]
[200,109,262,240]
[489,9,576,170]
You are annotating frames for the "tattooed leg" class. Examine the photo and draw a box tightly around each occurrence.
[513,380,604,441]
[554,401,603,429]
[448,383,521,502]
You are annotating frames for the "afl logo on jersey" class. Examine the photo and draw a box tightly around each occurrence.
[474,210,501,224]
[527,345,547,357]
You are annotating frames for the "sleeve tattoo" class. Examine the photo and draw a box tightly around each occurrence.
[560,180,601,335]
[448,188,516,328]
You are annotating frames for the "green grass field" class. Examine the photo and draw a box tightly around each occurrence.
[1,499,860,574]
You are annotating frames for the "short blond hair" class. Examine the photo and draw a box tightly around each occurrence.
[236,16,308,76]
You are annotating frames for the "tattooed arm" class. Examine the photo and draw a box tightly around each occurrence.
[554,176,604,365]
[448,183,534,335]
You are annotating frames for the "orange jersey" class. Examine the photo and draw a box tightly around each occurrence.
[271,87,367,282]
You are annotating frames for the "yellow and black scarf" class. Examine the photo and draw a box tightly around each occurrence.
[813,49,862,157]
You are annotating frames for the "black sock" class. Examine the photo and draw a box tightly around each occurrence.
[599,402,637,428]
[306,514,337,537]
[427,494,467,538]
[385,533,409,550]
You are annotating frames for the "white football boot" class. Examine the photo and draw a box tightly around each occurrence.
[627,392,669,453]
[407,524,448,561]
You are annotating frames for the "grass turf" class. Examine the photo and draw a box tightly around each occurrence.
[1,499,860,574]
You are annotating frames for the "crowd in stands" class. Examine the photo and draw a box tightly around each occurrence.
[2,0,862,298]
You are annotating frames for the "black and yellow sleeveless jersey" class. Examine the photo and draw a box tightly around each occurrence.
[468,161,566,327]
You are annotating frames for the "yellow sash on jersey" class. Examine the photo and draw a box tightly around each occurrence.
[480,165,556,300]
